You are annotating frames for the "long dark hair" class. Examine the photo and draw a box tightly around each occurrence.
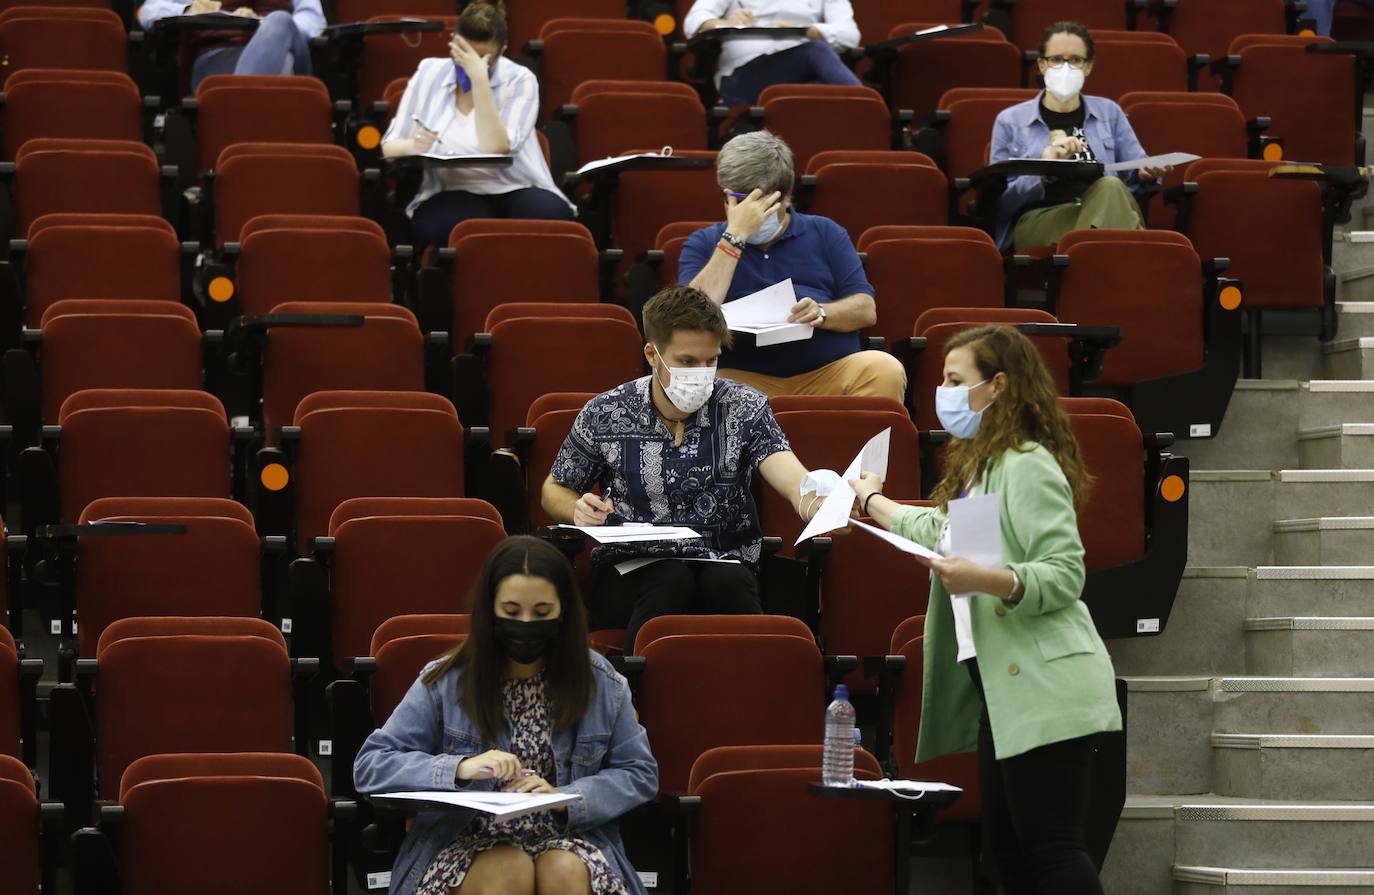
[422,536,594,741]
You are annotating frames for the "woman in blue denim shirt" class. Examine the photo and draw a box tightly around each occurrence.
[989,21,1172,251]
[355,536,659,895]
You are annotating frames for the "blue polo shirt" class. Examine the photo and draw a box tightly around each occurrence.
[677,211,874,378]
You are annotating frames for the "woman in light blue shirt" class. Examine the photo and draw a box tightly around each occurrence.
[382,0,574,249]
[354,535,658,895]
[989,21,1170,250]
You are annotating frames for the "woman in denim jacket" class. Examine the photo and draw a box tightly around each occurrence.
[355,536,659,895]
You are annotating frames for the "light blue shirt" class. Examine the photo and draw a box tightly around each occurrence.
[988,92,1149,250]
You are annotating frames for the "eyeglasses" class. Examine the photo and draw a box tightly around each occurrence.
[1041,54,1090,68]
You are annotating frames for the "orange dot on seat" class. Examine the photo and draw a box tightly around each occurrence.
[1161,475,1185,503]
[1262,143,1283,161]
[357,125,381,150]
[1219,285,1242,311]
[208,276,234,303]
[261,463,289,492]
[654,12,675,35]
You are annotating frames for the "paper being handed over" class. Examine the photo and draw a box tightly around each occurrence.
[722,279,816,347]
[794,428,891,545]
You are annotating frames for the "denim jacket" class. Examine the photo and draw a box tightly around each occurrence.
[988,92,1148,249]
[354,651,659,895]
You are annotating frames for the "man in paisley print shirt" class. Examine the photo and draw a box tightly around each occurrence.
[543,286,820,654]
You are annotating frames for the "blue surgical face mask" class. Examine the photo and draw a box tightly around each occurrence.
[455,63,471,93]
[748,207,785,245]
[935,379,993,439]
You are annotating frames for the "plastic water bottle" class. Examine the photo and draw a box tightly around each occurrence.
[822,684,856,786]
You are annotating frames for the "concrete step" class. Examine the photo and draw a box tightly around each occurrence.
[1108,567,1248,677]
[1266,334,1327,382]
[1190,472,1277,567]
[1338,266,1374,304]
[1214,678,1374,736]
[1301,381,1374,429]
[1334,230,1374,281]
[1212,734,1374,801]
[1337,302,1374,338]
[1324,338,1374,380]
[1247,567,1374,618]
[1274,517,1374,565]
[1175,800,1374,870]
[1174,381,1301,471]
[1246,618,1374,677]
[1175,866,1374,893]
[1102,798,1178,895]
[1299,425,1374,468]
[1124,677,1214,796]
[1276,470,1374,518]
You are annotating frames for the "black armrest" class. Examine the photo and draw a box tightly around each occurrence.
[862,653,906,679]
[1143,432,1175,449]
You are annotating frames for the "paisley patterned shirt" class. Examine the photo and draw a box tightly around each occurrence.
[549,376,791,567]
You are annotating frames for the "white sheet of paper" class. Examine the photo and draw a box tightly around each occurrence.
[850,518,943,561]
[794,428,892,545]
[373,790,580,822]
[557,524,702,544]
[730,321,814,346]
[574,150,669,176]
[723,279,797,326]
[1102,151,1200,173]
[852,779,963,795]
[417,151,511,162]
[947,493,1002,596]
[614,556,741,575]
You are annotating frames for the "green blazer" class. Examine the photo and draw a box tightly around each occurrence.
[890,443,1121,763]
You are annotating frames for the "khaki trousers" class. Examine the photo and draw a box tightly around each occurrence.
[1013,176,1145,251]
[721,350,907,404]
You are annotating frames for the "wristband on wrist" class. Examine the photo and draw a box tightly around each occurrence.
[861,492,877,516]
[716,240,741,260]
[720,231,747,251]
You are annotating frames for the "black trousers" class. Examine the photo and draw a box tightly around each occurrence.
[589,559,762,655]
[966,660,1103,895]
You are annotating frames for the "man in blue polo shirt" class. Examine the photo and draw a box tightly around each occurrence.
[677,130,907,402]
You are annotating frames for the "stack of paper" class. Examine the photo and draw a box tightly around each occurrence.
[794,428,891,545]
[852,779,963,795]
[1102,151,1200,173]
[574,148,674,176]
[556,524,702,544]
[722,279,815,347]
[373,790,580,822]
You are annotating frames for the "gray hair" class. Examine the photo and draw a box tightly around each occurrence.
[715,130,795,196]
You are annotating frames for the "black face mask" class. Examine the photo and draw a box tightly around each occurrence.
[493,616,561,664]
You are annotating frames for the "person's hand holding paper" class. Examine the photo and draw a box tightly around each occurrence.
[722,279,816,347]
[794,428,890,544]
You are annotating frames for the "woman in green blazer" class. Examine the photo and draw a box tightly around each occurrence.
[852,325,1120,894]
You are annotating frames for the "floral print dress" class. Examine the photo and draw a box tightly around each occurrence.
[415,672,628,895]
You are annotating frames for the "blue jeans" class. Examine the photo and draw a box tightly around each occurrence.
[410,187,576,249]
[718,39,861,106]
[190,10,313,91]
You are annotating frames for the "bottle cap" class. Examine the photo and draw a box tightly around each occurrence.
[834,684,849,701]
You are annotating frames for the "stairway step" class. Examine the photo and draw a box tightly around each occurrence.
[1274,517,1374,566]
[1174,381,1301,471]
[1177,800,1374,869]
[1299,425,1374,469]
[1175,865,1374,892]
[1124,677,1214,796]
[1337,302,1374,338]
[1108,567,1248,677]
[1334,229,1374,280]
[1247,567,1374,618]
[1101,798,1181,895]
[1324,338,1374,380]
[1276,470,1374,517]
[1215,677,1374,736]
[1245,618,1374,676]
[1213,734,1374,801]
[1191,472,1277,567]
[1301,381,1374,429]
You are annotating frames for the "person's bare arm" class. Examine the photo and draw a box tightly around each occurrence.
[787,292,875,331]
[687,189,782,305]
[541,476,613,526]
[758,451,812,518]
[451,35,509,154]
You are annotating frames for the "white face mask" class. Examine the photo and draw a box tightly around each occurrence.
[1043,63,1085,103]
[655,345,716,414]
[748,208,785,245]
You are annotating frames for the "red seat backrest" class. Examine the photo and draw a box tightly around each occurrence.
[24,215,181,325]
[235,215,393,316]
[861,231,1004,345]
[536,23,667,120]
[13,139,161,232]
[759,85,893,172]
[806,161,950,242]
[0,752,38,895]
[214,143,359,247]
[2,70,140,159]
[195,75,334,173]
[1068,409,1146,570]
